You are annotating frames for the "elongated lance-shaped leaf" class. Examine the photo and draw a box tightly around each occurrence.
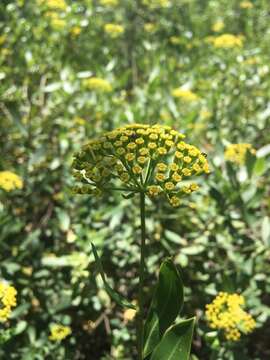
[143,258,184,358]
[150,317,195,360]
[91,243,136,310]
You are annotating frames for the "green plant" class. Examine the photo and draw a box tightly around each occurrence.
[1,0,270,358]
[72,123,210,359]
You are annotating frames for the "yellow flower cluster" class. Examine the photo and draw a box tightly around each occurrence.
[74,116,86,126]
[211,21,224,32]
[83,77,112,92]
[240,1,253,9]
[0,282,17,322]
[72,124,210,207]
[44,11,66,29]
[49,324,71,341]
[169,36,182,45]
[200,109,212,119]
[144,23,157,33]
[0,171,23,192]
[225,143,256,165]
[143,0,170,8]
[206,292,256,341]
[171,88,199,102]
[104,24,124,38]
[70,26,82,37]
[51,18,66,29]
[100,0,119,6]
[41,0,67,11]
[211,34,244,48]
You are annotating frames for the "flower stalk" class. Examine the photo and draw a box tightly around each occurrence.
[137,191,146,359]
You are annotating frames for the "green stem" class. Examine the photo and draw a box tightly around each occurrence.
[137,191,146,360]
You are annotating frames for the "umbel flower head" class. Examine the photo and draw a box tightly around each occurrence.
[0,171,23,192]
[104,23,124,38]
[225,143,256,165]
[171,88,199,102]
[72,124,210,207]
[100,0,119,6]
[211,33,244,48]
[206,292,256,341]
[83,77,112,92]
[39,0,67,11]
[0,282,17,322]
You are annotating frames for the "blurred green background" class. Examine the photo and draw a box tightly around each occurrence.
[0,0,270,359]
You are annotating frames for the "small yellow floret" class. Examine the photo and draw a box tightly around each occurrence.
[132,165,143,174]
[155,173,166,182]
[169,196,181,207]
[164,182,175,191]
[147,185,161,197]
[49,324,71,341]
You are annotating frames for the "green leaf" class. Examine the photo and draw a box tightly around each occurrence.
[122,192,135,199]
[246,151,256,178]
[143,259,184,358]
[209,186,225,207]
[253,157,266,177]
[181,245,205,255]
[262,216,270,246]
[164,230,186,245]
[150,318,195,360]
[55,208,70,232]
[14,321,28,335]
[91,243,136,310]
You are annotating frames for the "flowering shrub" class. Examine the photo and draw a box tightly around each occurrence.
[0,0,270,359]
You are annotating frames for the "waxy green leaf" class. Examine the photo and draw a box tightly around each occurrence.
[143,259,184,358]
[91,243,136,310]
[150,318,195,360]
